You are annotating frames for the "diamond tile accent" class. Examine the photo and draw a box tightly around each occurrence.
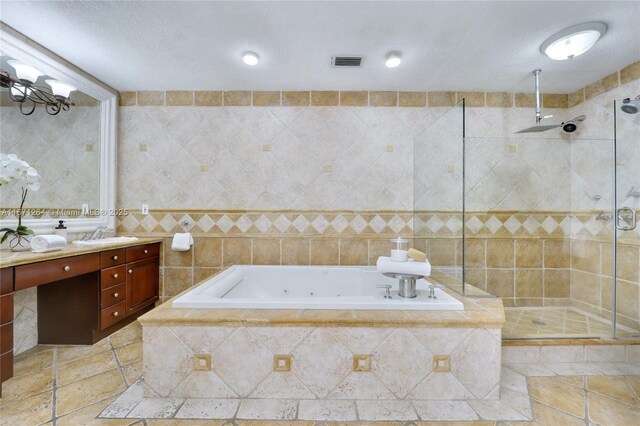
[426,216,444,233]
[388,215,406,233]
[465,216,483,234]
[331,215,349,233]
[235,215,253,233]
[196,215,215,233]
[503,216,521,234]
[216,215,234,233]
[292,215,310,232]
[312,215,330,233]
[273,215,291,232]
[158,214,177,232]
[445,216,463,233]
[254,215,273,233]
[485,216,503,234]
[368,215,387,234]
[541,216,559,234]
[522,217,540,234]
[350,216,368,234]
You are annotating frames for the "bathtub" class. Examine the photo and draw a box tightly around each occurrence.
[172,265,464,310]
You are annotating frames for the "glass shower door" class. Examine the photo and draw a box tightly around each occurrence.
[613,99,640,338]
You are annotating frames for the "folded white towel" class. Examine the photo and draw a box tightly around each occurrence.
[171,232,194,251]
[31,234,67,253]
[376,256,431,277]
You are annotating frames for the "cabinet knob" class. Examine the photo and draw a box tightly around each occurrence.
[144,249,148,254]
[128,269,133,274]
[113,273,119,279]
[63,265,70,272]
[112,255,118,260]
[113,292,119,298]
[112,311,119,317]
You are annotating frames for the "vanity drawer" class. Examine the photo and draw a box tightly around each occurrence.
[0,323,12,354]
[0,294,12,325]
[15,253,101,290]
[101,249,126,268]
[0,268,13,294]
[126,243,160,263]
[101,283,126,309]
[101,301,126,330]
[0,350,12,382]
[101,265,126,289]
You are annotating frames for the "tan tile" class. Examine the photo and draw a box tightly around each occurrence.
[136,91,164,106]
[310,239,339,265]
[620,61,640,85]
[311,91,339,106]
[486,239,514,268]
[252,238,281,265]
[428,239,457,266]
[123,360,143,386]
[428,91,455,107]
[194,238,222,267]
[528,376,585,418]
[456,91,485,107]
[398,91,426,107]
[282,91,310,106]
[515,92,536,108]
[587,376,640,405]
[465,268,486,290]
[55,396,131,426]
[12,348,55,377]
[340,91,368,106]
[544,240,570,268]
[163,267,193,298]
[224,91,251,106]
[282,238,310,265]
[115,341,143,366]
[222,238,251,266]
[559,376,585,388]
[568,88,585,108]
[149,420,225,426]
[544,269,570,298]
[543,93,568,108]
[0,368,53,401]
[370,91,397,106]
[57,338,112,364]
[571,240,600,273]
[253,91,281,106]
[109,322,142,348]
[627,376,640,399]
[55,369,126,417]
[166,91,193,106]
[617,245,639,282]
[0,391,53,425]
[194,268,222,284]
[339,239,368,265]
[486,269,515,297]
[616,279,640,319]
[510,400,584,426]
[588,391,640,425]
[585,72,619,100]
[163,237,193,267]
[486,92,513,107]
[516,240,542,268]
[194,91,223,106]
[118,92,136,106]
[464,239,485,267]
[369,239,389,265]
[57,350,118,386]
[516,269,543,297]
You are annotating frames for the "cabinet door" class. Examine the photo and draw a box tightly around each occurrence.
[126,257,159,315]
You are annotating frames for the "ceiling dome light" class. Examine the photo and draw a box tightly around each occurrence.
[45,80,76,99]
[385,52,402,68]
[7,60,43,84]
[242,51,259,66]
[540,22,607,60]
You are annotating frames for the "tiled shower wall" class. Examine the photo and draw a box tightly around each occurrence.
[116,61,639,328]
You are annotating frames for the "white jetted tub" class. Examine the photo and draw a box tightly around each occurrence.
[172,265,464,310]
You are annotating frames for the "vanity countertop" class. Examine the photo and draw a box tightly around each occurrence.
[0,237,163,268]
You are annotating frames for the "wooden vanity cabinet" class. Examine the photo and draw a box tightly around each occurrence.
[0,241,161,395]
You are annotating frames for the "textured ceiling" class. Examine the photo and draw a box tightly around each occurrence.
[1,1,638,93]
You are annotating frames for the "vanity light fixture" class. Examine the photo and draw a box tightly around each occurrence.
[540,22,607,60]
[385,51,402,68]
[242,51,260,66]
[0,60,76,115]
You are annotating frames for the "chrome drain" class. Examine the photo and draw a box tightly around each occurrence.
[532,320,546,325]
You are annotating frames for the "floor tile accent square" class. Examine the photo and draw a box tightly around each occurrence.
[194,354,212,371]
[353,354,371,372]
[433,354,451,372]
[273,355,291,372]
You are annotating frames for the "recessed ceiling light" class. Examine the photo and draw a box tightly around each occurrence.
[242,51,259,66]
[540,22,607,60]
[385,52,402,68]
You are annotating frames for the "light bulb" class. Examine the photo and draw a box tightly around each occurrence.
[242,51,259,66]
[45,80,76,98]
[385,52,402,68]
[7,60,43,83]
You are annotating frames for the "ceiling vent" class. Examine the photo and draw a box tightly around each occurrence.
[331,55,363,67]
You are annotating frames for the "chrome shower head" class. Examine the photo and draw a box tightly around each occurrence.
[621,96,640,114]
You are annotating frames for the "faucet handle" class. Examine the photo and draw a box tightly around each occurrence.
[427,284,445,299]
[376,284,393,299]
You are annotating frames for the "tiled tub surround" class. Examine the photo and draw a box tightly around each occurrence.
[133,289,504,421]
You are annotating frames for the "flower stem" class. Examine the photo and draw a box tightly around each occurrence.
[18,187,28,228]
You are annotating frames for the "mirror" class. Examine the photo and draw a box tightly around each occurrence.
[0,23,117,234]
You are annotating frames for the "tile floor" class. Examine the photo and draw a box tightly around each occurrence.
[0,321,638,425]
[503,307,639,340]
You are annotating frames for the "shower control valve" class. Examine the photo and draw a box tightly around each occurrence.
[376,284,392,299]
[428,284,445,299]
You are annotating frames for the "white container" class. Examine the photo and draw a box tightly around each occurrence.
[390,237,408,262]
[53,220,68,242]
